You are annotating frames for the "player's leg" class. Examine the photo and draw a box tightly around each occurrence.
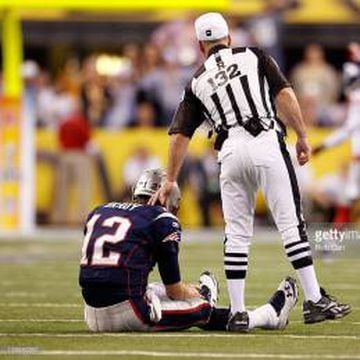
[73,152,93,224]
[147,272,231,332]
[150,297,212,331]
[219,142,257,317]
[84,293,211,333]
[147,274,298,332]
[247,276,298,330]
[51,153,70,224]
[84,300,151,332]
[261,132,351,323]
[206,277,298,332]
[148,272,217,331]
[332,160,359,223]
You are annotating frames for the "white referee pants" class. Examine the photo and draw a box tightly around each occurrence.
[219,127,313,278]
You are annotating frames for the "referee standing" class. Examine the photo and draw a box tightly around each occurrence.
[152,12,350,330]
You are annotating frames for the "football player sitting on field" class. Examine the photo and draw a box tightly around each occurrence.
[79,168,298,332]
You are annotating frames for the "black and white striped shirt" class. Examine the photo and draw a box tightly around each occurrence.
[169,45,290,138]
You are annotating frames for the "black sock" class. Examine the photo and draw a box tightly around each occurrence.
[269,291,285,316]
[200,308,230,331]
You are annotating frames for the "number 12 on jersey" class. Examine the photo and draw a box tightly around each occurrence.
[80,214,132,266]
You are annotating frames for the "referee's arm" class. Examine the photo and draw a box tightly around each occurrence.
[151,85,204,205]
[261,50,311,165]
[275,88,311,166]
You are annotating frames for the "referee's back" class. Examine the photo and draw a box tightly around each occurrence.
[169,44,290,142]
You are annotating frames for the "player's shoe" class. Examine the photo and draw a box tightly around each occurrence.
[227,311,249,332]
[268,276,298,329]
[199,270,219,307]
[303,287,352,324]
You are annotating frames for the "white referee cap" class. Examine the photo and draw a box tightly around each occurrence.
[194,12,229,41]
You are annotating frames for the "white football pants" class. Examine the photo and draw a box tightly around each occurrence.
[84,283,210,332]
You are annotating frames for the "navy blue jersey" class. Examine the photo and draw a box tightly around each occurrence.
[79,202,181,306]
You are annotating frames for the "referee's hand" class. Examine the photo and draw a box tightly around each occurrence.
[296,137,311,166]
[149,180,175,206]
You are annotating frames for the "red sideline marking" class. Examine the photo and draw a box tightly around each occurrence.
[161,302,210,315]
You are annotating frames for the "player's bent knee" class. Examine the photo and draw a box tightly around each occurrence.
[156,297,212,330]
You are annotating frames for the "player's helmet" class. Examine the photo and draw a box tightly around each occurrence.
[133,168,181,214]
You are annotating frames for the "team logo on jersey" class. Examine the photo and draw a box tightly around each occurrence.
[162,231,181,243]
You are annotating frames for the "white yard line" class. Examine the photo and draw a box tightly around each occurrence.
[0,319,82,323]
[328,284,360,290]
[1,302,359,311]
[4,292,46,298]
[0,303,81,308]
[0,333,358,340]
[0,350,359,359]
[1,319,359,326]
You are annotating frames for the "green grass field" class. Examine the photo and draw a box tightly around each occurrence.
[0,232,359,360]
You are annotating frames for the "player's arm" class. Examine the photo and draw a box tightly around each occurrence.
[157,242,199,300]
[313,61,360,155]
[313,113,357,155]
[258,48,311,166]
[152,213,200,300]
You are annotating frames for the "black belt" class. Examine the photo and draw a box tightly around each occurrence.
[214,118,275,151]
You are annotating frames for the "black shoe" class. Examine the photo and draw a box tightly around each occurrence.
[303,287,352,324]
[227,311,249,332]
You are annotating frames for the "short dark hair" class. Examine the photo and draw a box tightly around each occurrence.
[200,35,229,46]
[133,195,149,205]
[133,195,161,207]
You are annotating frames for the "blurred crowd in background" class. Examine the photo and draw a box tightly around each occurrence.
[17,0,351,132]
[1,0,359,227]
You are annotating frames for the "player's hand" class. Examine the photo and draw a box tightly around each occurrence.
[149,179,175,206]
[183,284,201,299]
[312,144,325,157]
[165,282,200,301]
[296,137,311,166]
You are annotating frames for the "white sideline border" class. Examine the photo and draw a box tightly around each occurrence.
[0,319,83,323]
[0,303,81,308]
[1,303,360,310]
[0,350,359,359]
[1,319,359,325]
[0,333,359,340]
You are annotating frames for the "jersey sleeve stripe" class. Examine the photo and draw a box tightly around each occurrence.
[153,212,179,222]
